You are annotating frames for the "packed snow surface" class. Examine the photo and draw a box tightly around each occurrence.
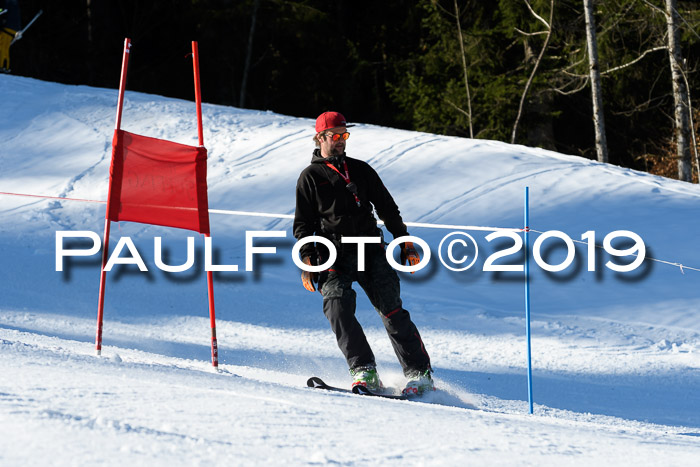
[1,74,699,465]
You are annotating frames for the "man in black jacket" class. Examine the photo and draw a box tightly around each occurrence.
[294,111,434,395]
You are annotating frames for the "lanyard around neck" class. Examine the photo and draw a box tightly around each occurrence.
[324,160,361,207]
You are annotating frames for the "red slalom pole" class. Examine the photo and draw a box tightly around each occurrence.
[192,41,219,368]
[192,41,204,147]
[114,38,131,132]
[96,38,131,356]
[205,248,219,368]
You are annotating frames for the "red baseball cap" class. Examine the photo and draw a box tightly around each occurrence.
[315,111,355,133]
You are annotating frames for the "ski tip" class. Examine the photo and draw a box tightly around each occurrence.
[307,376,325,388]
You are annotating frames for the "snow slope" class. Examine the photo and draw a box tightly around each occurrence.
[1,74,699,465]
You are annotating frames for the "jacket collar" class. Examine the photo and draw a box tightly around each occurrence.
[311,148,346,167]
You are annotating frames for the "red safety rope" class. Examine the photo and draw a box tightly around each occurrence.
[0,191,106,204]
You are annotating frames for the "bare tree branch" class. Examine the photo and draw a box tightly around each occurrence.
[514,27,549,37]
[550,76,590,96]
[610,95,668,117]
[640,0,665,16]
[445,98,472,118]
[676,10,700,41]
[523,0,550,28]
[558,53,588,77]
[454,0,474,138]
[600,1,637,36]
[511,0,554,144]
[601,46,668,75]
[561,69,589,79]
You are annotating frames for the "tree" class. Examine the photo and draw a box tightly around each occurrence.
[239,0,260,108]
[664,0,692,181]
[9,0,698,181]
[583,0,609,163]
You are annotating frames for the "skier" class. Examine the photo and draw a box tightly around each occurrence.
[0,0,20,72]
[294,111,434,396]
[0,1,41,73]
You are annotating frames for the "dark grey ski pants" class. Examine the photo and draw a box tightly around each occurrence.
[318,243,431,376]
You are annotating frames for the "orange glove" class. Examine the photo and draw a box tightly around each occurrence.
[400,241,420,273]
[301,256,318,292]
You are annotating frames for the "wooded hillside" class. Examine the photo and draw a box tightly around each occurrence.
[7,0,700,181]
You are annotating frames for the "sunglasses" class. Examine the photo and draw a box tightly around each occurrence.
[327,132,350,142]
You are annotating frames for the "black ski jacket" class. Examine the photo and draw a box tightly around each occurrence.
[294,149,408,261]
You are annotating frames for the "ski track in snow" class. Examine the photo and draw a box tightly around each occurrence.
[2,75,700,465]
[2,321,699,466]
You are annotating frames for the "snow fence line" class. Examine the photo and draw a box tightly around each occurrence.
[209,208,699,274]
[209,208,521,232]
[1,191,699,274]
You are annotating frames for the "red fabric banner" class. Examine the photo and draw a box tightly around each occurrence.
[107,129,210,235]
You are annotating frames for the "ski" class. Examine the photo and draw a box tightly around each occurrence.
[352,384,409,400]
[307,376,352,394]
[307,376,409,400]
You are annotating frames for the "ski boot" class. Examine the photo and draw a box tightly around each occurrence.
[402,369,435,396]
[350,365,383,391]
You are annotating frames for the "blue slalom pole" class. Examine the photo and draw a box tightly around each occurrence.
[524,186,533,414]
